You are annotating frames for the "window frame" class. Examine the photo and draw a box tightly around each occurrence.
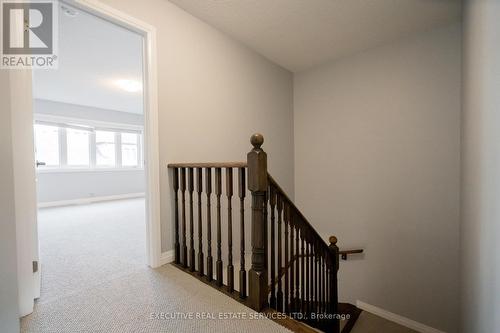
[34,115,143,173]
[65,126,92,168]
[95,130,118,168]
[120,132,142,168]
[33,123,62,168]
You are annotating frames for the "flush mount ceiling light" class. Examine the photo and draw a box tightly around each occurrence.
[61,5,78,17]
[114,79,142,93]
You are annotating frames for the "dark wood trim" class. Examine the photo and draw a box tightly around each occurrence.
[172,262,249,305]
[339,303,362,333]
[268,174,333,259]
[168,134,345,333]
[263,309,321,333]
[168,162,247,168]
[339,249,364,260]
[247,133,269,312]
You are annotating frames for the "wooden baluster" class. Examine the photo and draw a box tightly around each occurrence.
[226,167,234,292]
[321,255,325,314]
[289,210,295,313]
[295,218,300,312]
[215,168,223,286]
[319,247,323,316]
[325,256,330,313]
[326,264,330,314]
[188,168,195,272]
[319,255,323,314]
[317,254,321,314]
[305,233,310,318]
[264,189,269,270]
[319,249,322,315]
[269,186,276,309]
[173,168,180,264]
[197,168,204,276]
[276,193,284,312]
[180,168,187,267]
[329,236,340,333]
[323,253,328,312]
[300,227,305,315]
[309,240,314,316]
[284,203,290,314]
[247,133,268,311]
[315,242,319,315]
[206,168,213,281]
[238,168,247,298]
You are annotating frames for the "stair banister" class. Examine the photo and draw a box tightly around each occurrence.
[167,134,351,332]
[247,133,269,311]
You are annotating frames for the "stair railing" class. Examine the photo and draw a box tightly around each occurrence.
[168,134,340,333]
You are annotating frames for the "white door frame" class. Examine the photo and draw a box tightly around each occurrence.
[10,0,161,318]
[61,0,162,268]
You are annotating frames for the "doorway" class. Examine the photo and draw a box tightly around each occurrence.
[24,0,161,308]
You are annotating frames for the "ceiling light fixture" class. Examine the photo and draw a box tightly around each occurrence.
[114,79,142,93]
[61,5,78,17]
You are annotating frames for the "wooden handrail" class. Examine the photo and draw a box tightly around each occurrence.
[267,170,339,332]
[339,249,364,260]
[268,174,333,258]
[269,254,302,289]
[168,162,246,168]
[268,248,364,289]
[168,134,341,333]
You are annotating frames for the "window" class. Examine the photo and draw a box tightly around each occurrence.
[121,132,139,167]
[96,130,116,167]
[34,118,143,171]
[34,124,60,166]
[66,128,90,166]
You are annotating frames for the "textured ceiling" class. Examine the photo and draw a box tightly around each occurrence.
[170,0,461,72]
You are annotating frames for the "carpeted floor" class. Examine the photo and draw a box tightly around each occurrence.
[21,198,419,333]
[21,198,290,333]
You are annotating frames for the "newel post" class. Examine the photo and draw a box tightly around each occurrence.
[247,133,269,311]
[329,235,340,333]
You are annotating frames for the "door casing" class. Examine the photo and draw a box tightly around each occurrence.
[13,0,162,316]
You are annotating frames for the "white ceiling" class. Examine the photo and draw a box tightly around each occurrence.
[33,4,144,114]
[170,0,461,72]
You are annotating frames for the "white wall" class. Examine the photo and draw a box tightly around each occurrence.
[33,99,145,204]
[461,1,500,332]
[0,72,21,333]
[37,170,145,203]
[99,0,295,252]
[293,25,461,333]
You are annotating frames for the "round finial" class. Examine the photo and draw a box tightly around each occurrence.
[329,235,338,245]
[250,133,264,149]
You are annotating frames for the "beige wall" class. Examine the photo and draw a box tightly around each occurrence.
[293,24,461,332]
[99,0,295,252]
[461,1,500,332]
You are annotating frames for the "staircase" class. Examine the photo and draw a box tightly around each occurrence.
[168,134,359,333]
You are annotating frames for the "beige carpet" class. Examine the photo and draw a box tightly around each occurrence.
[21,199,290,332]
[21,198,420,333]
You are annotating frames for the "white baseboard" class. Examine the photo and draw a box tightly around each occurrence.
[38,192,145,208]
[159,250,175,266]
[356,300,446,333]
[34,262,41,299]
